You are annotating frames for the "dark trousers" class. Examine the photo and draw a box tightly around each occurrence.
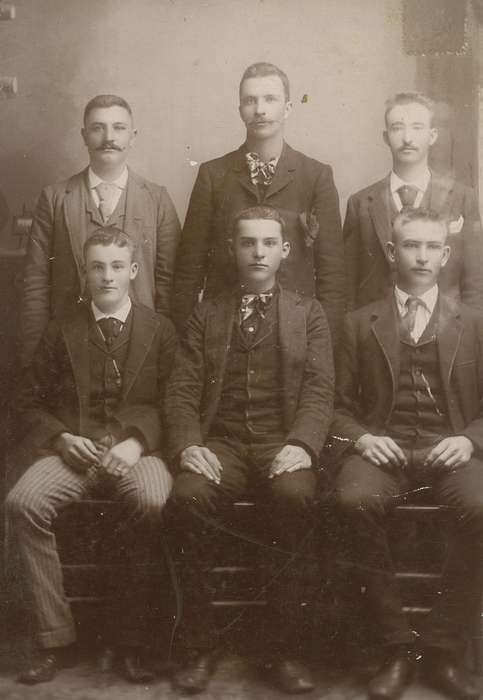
[335,450,483,654]
[165,435,317,658]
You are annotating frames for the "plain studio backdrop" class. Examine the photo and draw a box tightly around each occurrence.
[0,0,477,246]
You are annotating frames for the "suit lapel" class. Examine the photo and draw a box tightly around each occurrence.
[63,170,93,287]
[368,176,393,253]
[205,293,237,388]
[122,169,147,236]
[264,142,296,200]
[437,295,463,392]
[122,306,158,399]
[62,307,91,434]
[428,171,454,215]
[278,288,306,421]
[371,296,400,398]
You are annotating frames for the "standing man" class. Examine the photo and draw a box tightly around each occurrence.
[344,92,483,311]
[19,94,181,368]
[173,62,344,343]
[333,208,483,700]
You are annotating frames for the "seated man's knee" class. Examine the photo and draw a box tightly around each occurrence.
[168,472,219,517]
[336,484,388,519]
[5,483,51,528]
[270,471,316,513]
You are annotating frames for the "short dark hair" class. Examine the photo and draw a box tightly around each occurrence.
[239,62,290,101]
[392,207,447,241]
[83,227,136,259]
[83,94,133,125]
[232,205,286,240]
[384,92,435,126]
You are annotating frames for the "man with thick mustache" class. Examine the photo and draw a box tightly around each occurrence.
[173,62,344,343]
[19,94,181,368]
[344,92,483,312]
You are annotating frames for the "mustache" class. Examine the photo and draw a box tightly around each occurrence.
[96,142,124,151]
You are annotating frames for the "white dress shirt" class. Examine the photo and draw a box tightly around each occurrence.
[390,169,431,212]
[394,284,438,342]
[88,167,128,211]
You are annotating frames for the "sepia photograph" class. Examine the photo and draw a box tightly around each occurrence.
[1,0,483,698]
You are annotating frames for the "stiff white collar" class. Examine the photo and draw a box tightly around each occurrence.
[91,296,132,323]
[390,169,431,194]
[88,166,128,191]
[394,284,438,315]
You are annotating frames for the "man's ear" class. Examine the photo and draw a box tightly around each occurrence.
[81,127,88,147]
[383,130,389,148]
[441,244,450,268]
[429,126,438,147]
[386,240,396,263]
[227,238,234,258]
[130,262,139,280]
[283,100,293,121]
[282,240,291,258]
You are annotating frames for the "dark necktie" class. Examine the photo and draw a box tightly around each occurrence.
[245,152,277,187]
[397,184,419,208]
[97,317,123,348]
[403,296,423,337]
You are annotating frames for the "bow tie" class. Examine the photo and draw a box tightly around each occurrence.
[240,292,273,322]
[245,152,277,187]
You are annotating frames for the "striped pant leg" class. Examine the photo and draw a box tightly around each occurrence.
[105,455,173,647]
[5,455,91,649]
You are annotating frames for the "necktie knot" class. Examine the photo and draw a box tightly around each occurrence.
[397,184,419,208]
[240,292,273,323]
[97,317,123,347]
[245,152,277,187]
[95,182,120,222]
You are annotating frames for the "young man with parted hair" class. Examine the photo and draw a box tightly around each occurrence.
[333,207,483,700]
[7,228,176,685]
[344,92,483,313]
[19,93,181,369]
[165,205,334,694]
[173,61,345,344]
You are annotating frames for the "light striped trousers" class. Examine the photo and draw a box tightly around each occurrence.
[5,454,173,649]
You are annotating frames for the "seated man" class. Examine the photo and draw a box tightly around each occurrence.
[164,205,334,694]
[6,228,176,684]
[332,207,483,700]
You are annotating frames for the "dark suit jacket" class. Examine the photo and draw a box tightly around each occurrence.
[331,293,483,454]
[19,168,181,368]
[13,302,177,476]
[165,286,334,463]
[344,172,483,312]
[0,188,9,233]
[173,142,344,342]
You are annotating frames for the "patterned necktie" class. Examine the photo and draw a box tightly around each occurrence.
[97,317,123,348]
[397,184,419,209]
[95,182,120,222]
[245,152,277,187]
[403,296,423,338]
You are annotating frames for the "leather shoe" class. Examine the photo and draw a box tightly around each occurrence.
[173,651,217,694]
[425,659,480,700]
[270,658,315,694]
[368,654,415,700]
[121,650,155,684]
[17,645,77,685]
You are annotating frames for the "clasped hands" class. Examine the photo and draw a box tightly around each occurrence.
[54,432,143,479]
[180,443,312,484]
[355,433,474,471]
